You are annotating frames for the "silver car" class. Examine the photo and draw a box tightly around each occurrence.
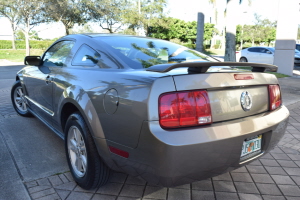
[11,34,289,190]
[239,46,300,65]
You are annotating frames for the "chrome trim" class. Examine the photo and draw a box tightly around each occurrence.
[240,91,252,111]
[239,152,264,165]
[25,96,55,116]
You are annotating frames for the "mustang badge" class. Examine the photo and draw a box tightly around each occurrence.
[241,91,252,111]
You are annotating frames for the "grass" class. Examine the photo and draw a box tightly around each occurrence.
[205,49,225,55]
[266,72,290,78]
[235,67,290,78]
[0,49,45,62]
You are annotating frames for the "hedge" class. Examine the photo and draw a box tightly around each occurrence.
[0,40,54,49]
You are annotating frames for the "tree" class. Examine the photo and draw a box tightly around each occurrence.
[224,0,240,61]
[259,18,276,46]
[237,15,277,47]
[84,0,130,33]
[46,0,86,35]
[297,25,300,40]
[70,24,95,34]
[204,23,215,41]
[125,0,167,36]
[148,18,196,42]
[148,18,215,47]
[18,0,47,55]
[4,0,47,55]
[16,30,42,40]
[0,0,19,49]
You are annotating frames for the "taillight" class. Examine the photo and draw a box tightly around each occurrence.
[159,90,212,128]
[268,85,281,111]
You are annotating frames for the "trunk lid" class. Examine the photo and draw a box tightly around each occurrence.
[172,72,278,123]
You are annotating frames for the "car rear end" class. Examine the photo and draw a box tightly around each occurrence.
[110,67,289,187]
[93,36,289,187]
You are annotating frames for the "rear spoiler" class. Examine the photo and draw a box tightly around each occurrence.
[146,62,278,73]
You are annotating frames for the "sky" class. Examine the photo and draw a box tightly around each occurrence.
[168,0,280,24]
[0,0,286,40]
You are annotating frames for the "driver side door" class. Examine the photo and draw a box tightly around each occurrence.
[24,40,75,125]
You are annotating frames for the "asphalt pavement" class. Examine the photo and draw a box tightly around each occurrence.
[0,64,68,200]
[0,62,300,200]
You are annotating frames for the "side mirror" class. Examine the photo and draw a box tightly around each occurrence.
[24,56,41,66]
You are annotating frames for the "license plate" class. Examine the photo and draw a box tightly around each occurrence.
[241,135,262,158]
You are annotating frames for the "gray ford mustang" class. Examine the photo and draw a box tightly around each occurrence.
[11,34,289,190]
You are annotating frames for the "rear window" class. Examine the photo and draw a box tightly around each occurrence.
[95,36,218,69]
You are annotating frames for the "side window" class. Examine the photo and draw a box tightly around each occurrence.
[260,48,268,53]
[72,44,119,69]
[248,48,260,53]
[43,41,74,67]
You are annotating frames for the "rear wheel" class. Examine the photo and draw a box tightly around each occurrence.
[11,80,32,117]
[65,112,110,190]
[239,57,248,62]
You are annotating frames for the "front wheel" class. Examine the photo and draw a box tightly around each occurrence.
[239,57,248,62]
[11,80,32,117]
[65,112,110,190]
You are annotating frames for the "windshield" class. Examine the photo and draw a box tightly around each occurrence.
[267,47,275,52]
[96,36,218,69]
[295,49,300,54]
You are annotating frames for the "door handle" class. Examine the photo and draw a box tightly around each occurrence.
[45,75,52,84]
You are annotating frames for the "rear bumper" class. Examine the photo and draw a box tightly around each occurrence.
[105,105,289,187]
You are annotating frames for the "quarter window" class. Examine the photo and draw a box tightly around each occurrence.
[72,45,101,66]
[43,41,74,67]
[72,44,119,69]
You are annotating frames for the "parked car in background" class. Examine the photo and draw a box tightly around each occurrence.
[239,47,274,64]
[11,34,289,190]
[240,46,300,65]
[296,44,300,51]
[295,49,300,65]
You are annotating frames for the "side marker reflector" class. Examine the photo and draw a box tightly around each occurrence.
[109,146,129,158]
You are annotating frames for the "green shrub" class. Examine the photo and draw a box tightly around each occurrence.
[213,44,220,49]
[0,40,54,50]
[182,43,196,49]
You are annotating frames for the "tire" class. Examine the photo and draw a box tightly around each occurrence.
[239,57,248,62]
[64,112,110,190]
[11,80,32,117]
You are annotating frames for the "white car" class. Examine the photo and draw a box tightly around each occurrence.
[239,47,300,65]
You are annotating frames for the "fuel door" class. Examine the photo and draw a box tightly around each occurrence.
[103,88,119,114]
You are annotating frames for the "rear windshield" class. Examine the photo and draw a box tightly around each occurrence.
[95,36,218,69]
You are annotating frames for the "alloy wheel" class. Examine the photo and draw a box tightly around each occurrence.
[14,86,28,112]
[67,126,87,177]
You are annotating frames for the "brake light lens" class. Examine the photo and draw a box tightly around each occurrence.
[159,90,212,128]
[234,74,254,80]
[268,85,281,111]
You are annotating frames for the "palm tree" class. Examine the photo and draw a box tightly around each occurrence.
[224,0,251,61]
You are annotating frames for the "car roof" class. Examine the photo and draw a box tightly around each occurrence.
[64,33,161,41]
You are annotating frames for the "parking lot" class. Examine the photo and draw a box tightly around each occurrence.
[1,63,300,200]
